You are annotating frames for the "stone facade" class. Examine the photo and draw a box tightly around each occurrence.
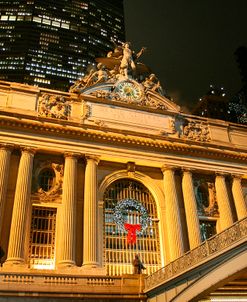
[0,67,247,301]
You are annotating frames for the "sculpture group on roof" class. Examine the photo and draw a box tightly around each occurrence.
[69,40,164,96]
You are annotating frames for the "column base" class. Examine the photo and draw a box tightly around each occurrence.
[80,265,106,276]
[57,260,76,268]
[2,258,29,272]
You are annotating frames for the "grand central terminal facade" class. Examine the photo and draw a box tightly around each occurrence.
[0,43,247,301]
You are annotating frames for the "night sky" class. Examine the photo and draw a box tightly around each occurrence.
[124,1,247,111]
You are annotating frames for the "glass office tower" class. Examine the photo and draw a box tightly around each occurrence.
[0,0,125,91]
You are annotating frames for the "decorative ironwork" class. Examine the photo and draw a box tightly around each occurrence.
[104,179,161,276]
[29,206,57,269]
[145,216,247,291]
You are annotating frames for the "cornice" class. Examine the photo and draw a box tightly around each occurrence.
[0,113,247,163]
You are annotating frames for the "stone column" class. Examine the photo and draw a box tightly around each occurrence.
[58,153,78,267]
[162,166,184,261]
[215,173,234,230]
[232,174,247,220]
[182,169,201,249]
[82,155,100,267]
[0,145,12,236]
[97,200,104,267]
[5,148,35,265]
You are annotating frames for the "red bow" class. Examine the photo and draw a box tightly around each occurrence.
[124,223,141,244]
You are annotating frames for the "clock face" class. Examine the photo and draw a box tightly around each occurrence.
[114,80,144,102]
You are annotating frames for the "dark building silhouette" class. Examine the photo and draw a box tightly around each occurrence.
[235,46,247,88]
[227,46,247,124]
[193,47,247,125]
[192,85,232,121]
[0,0,125,91]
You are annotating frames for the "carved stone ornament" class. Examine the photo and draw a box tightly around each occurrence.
[182,120,211,142]
[139,93,168,110]
[38,93,70,120]
[68,41,184,113]
[169,118,176,134]
[193,179,219,217]
[89,82,169,110]
[81,101,91,122]
[32,160,64,202]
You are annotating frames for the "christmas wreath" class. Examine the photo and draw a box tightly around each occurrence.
[113,198,151,244]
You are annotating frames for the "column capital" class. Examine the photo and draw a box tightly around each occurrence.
[161,164,179,174]
[85,154,100,164]
[20,146,37,155]
[0,143,15,151]
[215,171,229,178]
[181,167,196,174]
[231,173,244,180]
[64,152,82,159]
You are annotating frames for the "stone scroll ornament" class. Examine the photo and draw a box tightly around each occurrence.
[113,199,151,245]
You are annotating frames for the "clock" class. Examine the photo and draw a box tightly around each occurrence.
[114,80,144,102]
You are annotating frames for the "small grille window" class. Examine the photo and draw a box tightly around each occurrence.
[200,220,217,241]
[29,206,57,269]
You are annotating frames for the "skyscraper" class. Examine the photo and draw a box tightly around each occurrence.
[0,0,125,91]
[192,85,231,121]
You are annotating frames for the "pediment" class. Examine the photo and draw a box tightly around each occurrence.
[79,80,181,113]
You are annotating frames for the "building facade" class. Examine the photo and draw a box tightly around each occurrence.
[0,43,247,301]
[0,0,125,91]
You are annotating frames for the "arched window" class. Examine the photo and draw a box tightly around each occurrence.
[38,168,55,192]
[103,179,161,275]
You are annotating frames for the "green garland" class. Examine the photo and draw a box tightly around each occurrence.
[113,198,151,234]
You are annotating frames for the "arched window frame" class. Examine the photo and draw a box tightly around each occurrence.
[98,170,167,272]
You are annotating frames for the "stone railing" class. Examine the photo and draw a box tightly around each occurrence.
[0,273,145,298]
[145,216,247,291]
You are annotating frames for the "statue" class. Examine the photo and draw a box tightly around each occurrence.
[69,69,94,93]
[95,40,148,80]
[88,63,109,85]
[119,42,146,78]
[70,63,109,92]
[68,40,167,101]
[142,73,164,95]
[132,254,146,274]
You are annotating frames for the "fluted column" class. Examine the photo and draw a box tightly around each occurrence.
[162,166,184,261]
[0,145,12,236]
[182,169,201,249]
[97,200,104,267]
[5,148,35,265]
[215,173,234,230]
[82,155,100,267]
[232,174,247,220]
[58,153,78,267]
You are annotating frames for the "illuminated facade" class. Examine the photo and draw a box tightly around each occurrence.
[0,0,124,91]
[0,44,247,301]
